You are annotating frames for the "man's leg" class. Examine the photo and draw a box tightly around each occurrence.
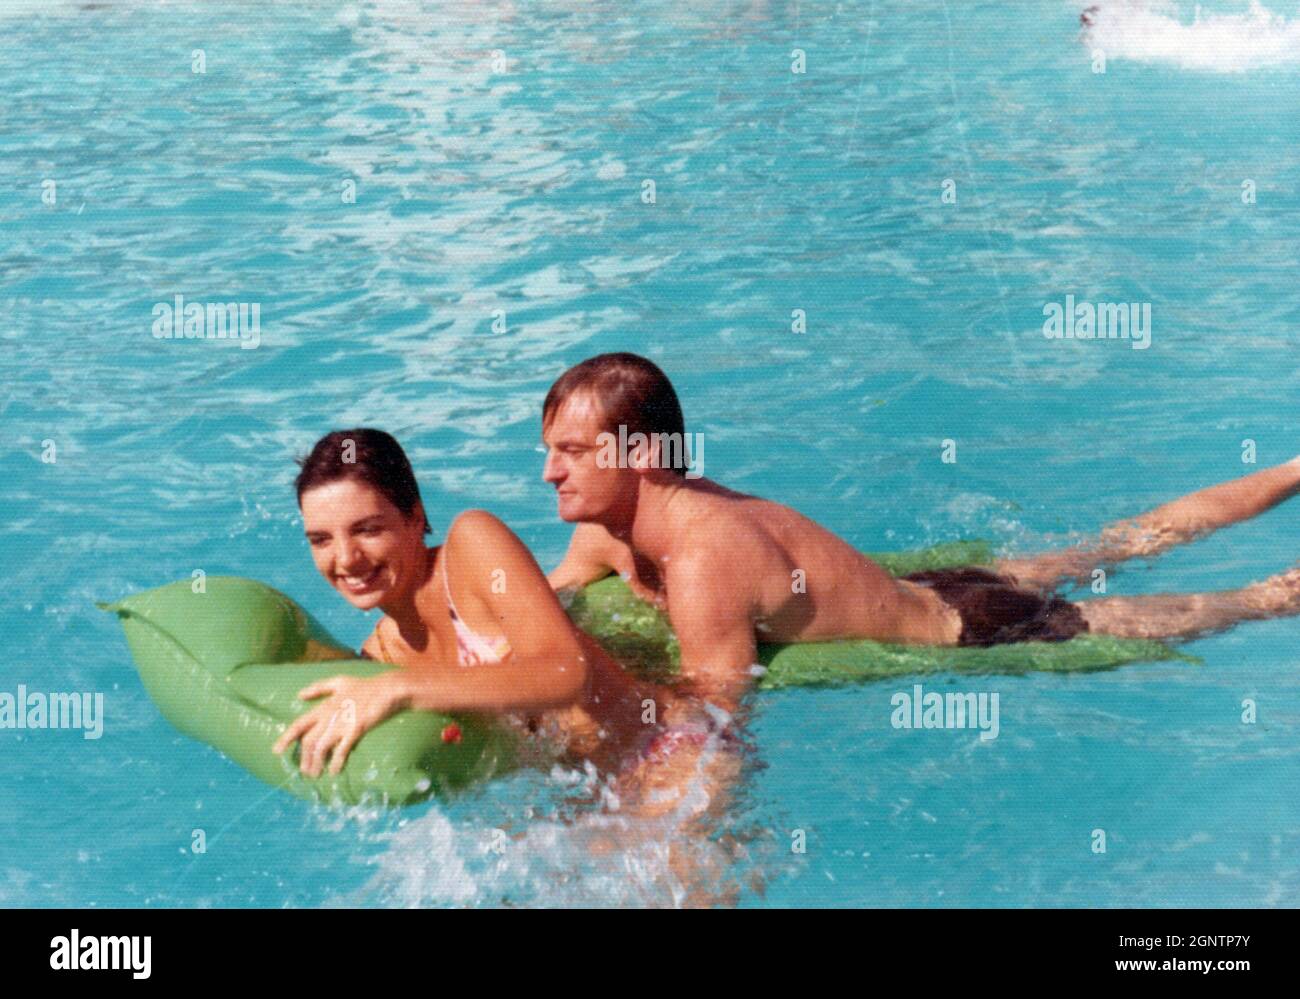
[995,456,1300,592]
[1076,564,1300,641]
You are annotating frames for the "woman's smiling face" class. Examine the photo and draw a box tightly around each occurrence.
[300,477,427,611]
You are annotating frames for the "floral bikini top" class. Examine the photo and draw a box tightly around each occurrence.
[371,555,513,667]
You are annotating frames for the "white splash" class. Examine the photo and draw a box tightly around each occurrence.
[342,737,758,908]
[349,803,701,908]
[1081,1,1300,73]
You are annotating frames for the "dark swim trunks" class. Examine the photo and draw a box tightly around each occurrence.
[900,567,1089,647]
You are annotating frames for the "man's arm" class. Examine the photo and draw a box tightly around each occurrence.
[611,555,755,840]
[663,556,759,713]
[547,522,617,591]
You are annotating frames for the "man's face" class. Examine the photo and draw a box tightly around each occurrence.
[541,392,637,524]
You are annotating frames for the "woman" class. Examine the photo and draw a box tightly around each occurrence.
[272,428,667,779]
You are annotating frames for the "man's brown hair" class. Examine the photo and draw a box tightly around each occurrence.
[542,353,687,476]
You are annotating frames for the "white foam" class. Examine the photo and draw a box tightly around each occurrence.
[1081,1,1300,73]
[341,734,757,907]
[348,804,700,907]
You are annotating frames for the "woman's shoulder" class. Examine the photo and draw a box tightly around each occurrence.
[360,617,388,660]
[446,508,512,542]
[441,511,541,610]
[444,509,527,564]
[366,616,410,663]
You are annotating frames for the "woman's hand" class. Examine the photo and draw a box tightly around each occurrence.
[271,673,409,778]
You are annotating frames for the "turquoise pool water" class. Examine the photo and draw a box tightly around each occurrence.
[3,0,1299,907]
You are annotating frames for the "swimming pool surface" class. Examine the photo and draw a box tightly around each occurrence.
[3,0,1299,907]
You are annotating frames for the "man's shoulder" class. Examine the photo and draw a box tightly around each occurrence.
[676,485,787,551]
[712,486,839,547]
[663,523,763,597]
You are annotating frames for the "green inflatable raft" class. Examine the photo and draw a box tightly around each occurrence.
[101,540,1193,807]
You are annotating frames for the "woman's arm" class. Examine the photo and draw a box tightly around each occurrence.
[441,508,589,709]
[275,510,590,778]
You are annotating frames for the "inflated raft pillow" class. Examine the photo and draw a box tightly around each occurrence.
[101,541,1192,806]
[99,578,516,807]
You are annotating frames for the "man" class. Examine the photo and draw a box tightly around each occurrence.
[542,353,1300,718]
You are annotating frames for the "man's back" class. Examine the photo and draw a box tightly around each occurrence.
[553,477,961,650]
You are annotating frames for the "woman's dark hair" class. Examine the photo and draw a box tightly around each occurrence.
[542,353,687,477]
[295,428,430,535]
